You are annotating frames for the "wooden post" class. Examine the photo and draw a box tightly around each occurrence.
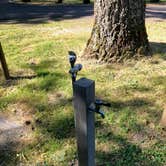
[0,43,10,80]
[73,78,95,166]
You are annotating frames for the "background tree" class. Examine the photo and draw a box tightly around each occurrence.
[83,0,90,4]
[84,0,151,62]
[22,0,31,2]
[56,0,63,3]
[150,0,160,2]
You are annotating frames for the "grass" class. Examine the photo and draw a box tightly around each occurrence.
[0,5,166,166]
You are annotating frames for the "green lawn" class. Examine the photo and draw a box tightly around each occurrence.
[0,8,166,166]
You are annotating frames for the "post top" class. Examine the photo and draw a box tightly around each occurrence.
[74,77,94,88]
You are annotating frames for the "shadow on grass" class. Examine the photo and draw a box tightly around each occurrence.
[41,113,75,139]
[95,103,165,165]
[0,147,18,165]
[150,42,166,60]
[28,59,57,72]
[1,59,62,88]
[96,126,164,166]
[34,91,74,139]
[0,126,25,165]
[96,134,163,166]
[95,96,163,134]
[10,75,38,80]
[110,98,152,111]
[19,70,68,93]
[0,2,93,24]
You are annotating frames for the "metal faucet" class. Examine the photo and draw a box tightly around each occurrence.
[68,51,82,84]
[89,99,111,118]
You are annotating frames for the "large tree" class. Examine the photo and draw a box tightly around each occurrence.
[84,0,151,62]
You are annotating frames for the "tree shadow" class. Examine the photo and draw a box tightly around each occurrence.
[96,132,163,166]
[33,89,74,139]
[0,77,74,164]
[94,94,165,165]
[0,59,61,88]
[36,111,75,139]
[110,98,152,111]
[0,2,94,24]
[0,145,18,165]
[0,126,27,165]
[95,95,164,133]
[150,42,166,60]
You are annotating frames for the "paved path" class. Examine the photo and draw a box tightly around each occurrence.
[0,116,27,151]
[0,117,23,149]
[146,4,166,21]
[0,0,9,3]
[0,117,21,131]
[0,116,28,165]
[0,3,165,24]
[0,3,94,23]
[0,103,34,164]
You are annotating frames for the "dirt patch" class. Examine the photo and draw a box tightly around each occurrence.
[48,91,65,105]
[0,117,31,149]
[0,102,35,153]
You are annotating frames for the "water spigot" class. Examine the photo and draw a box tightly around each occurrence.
[68,51,83,84]
[69,64,82,75]
[68,51,76,68]
[95,99,111,107]
[88,99,111,118]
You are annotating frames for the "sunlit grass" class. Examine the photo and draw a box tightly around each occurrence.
[0,12,166,166]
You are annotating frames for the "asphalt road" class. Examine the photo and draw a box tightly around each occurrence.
[0,2,165,24]
[146,4,166,21]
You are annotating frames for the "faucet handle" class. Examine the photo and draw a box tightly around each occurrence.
[95,99,111,107]
[88,103,105,118]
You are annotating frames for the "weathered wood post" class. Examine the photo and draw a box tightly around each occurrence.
[73,78,95,166]
[0,43,10,80]
[68,51,110,166]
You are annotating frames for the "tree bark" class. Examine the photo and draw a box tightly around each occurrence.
[84,0,151,62]
[0,43,10,80]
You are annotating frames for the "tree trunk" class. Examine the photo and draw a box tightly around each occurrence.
[84,0,151,62]
[0,43,10,80]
